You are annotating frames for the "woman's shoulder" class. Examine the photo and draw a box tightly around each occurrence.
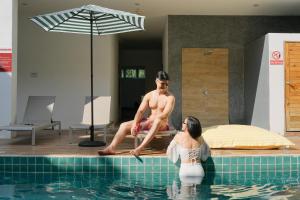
[174,131,184,142]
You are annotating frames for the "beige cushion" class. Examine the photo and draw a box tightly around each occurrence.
[201,125,295,149]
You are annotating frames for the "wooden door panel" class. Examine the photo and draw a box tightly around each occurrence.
[285,42,300,131]
[182,48,229,127]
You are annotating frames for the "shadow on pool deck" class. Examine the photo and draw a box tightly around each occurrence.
[0,128,299,156]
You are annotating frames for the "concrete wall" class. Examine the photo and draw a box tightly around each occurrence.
[268,33,300,134]
[244,35,270,130]
[0,0,18,138]
[18,11,119,129]
[162,18,168,72]
[167,16,300,128]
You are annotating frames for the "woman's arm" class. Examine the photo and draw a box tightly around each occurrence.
[200,137,211,162]
[166,134,180,163]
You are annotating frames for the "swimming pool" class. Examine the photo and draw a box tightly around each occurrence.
[0,155,300,199]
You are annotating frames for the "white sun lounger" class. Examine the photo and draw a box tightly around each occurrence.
[69,96,112,143]
[0,96,61,145]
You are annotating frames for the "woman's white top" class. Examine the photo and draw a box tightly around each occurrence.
[167,137,210,164]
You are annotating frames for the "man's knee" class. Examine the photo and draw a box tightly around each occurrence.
[119,122,131,132]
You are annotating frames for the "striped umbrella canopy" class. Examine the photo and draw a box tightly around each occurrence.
[30,4,145,147]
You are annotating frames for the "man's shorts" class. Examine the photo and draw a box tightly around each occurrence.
[135,118,170,133]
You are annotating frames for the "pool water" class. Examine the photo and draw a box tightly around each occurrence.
[1,172,300,199]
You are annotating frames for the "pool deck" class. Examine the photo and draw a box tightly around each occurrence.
[0,129,299,156]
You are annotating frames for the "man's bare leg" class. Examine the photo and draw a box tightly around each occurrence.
[130,118,162,156]
[98,121,133,155]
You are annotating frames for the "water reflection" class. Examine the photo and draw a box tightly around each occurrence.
[1,173,300,199]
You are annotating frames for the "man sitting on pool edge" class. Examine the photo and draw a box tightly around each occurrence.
[98,71,175,156]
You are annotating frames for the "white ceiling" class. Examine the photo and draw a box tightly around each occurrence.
[20,0,300,41]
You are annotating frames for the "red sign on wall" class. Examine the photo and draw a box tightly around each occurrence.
[0,53,12,72]
[270,50,283,65]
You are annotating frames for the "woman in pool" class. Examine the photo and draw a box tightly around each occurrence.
[167,116,210,185]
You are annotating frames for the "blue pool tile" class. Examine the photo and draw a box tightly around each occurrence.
[245,157,252,165]
[97,165,105,173]
[97,157,105,165]
[44,165,51,172]
[51,165,59,173]
[4,157,12,165]
[223,158,230,165]
[261,164,268,172]
[106,165,114,173]
[66,157,75,164]
[267,157,275,165]
[253,171,260,178]
[12,157,20,165]
[238,165,245,172]
[144,157,153,165]
[121,157,129,166]
[253,165,260,172]
[90,158,97,165]
[75,157,83,165]
[231,165,237,172]
[67,165,75,173]
[253,157,260,164]
[130,165,137,173]
[28,165,35,172]
[12,165,20,172]
[51,157,59,165]
[113,157,121,166]
[246,165,252,172]
[153,165,160,172]
[268,164,275,171]
[36,165,43,172]
[276,156,283,165]
[230,157,237,165]
[214,165,223,172]
[20,165,27,172]
[261,157,267,164]
[82,157,90,165]
[0,157,4,165]
[237,157,245,165]
[223,165,230,172]
[75,165,82,173]
[36,157,44,165]
[213,157,222,164]
[153,157,161,166]
[161,158,168,165]
[291,156,297,164]
[276,164,283,171]
[283,156,291,164]
[129,157,137,165]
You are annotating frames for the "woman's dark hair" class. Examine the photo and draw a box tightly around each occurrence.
[186,116,202,139]
[156,70,169,81]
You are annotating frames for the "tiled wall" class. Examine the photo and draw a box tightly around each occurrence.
[0,155,299,175]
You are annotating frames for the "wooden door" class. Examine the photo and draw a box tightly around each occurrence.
[285,42,300,131]
[182,48,229,127]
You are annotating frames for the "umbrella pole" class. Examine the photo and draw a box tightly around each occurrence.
[79,11,106,147]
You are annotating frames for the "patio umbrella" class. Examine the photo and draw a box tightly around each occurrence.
[30,4,145,147]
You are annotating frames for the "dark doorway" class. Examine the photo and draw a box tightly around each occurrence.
[119,40,163,122]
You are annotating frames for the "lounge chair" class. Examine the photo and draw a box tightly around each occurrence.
[69,96,112,144]
[133,126,177,148]
[0,96,61,145]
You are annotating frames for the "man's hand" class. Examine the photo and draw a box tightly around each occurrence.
[131,124,138,137]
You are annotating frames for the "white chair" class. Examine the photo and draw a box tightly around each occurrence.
[69,96,112,144]
[0,96,61,145]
